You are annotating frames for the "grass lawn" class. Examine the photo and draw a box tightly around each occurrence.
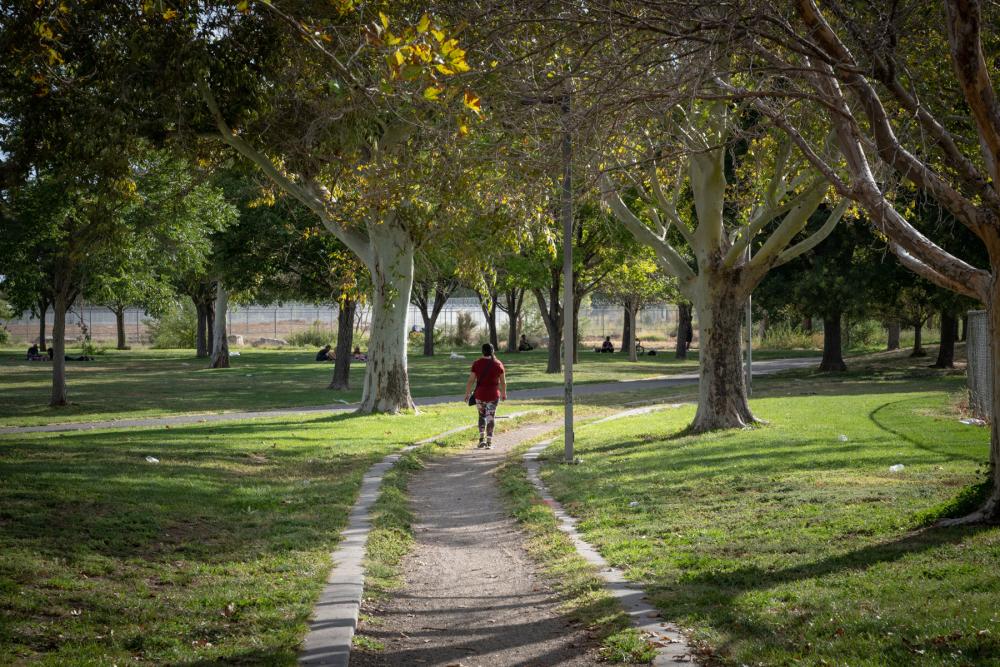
[532,367,998,665]
[0,346,814,427]
[0,403,498,665]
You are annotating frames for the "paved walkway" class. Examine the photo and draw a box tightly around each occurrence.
[0,357,818,435]
[350,421,605,666]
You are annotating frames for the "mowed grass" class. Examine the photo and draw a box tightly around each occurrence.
[536,375,999,666]
[0,344,814,427]
[0,404,482,665]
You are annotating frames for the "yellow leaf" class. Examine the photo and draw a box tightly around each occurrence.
[452,58,470,73]
[458,123,469,136]
[162,8,179,20]
[441,38,458,55]
[379,11,389,30]
[236,0,249,12]
[490,60,498,68]
[463,90,481,114]
[431,28,445,42]
[392,49,405,66]
[435,63,454,76]
[423,86,442,101]
[416,13,430,34]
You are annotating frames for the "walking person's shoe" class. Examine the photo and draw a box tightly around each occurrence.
[485,438,493,450]
[477,437,487,449]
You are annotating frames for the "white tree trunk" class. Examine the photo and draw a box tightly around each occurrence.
[690,276,755,432]
[210,282,230,369]
[358,219,416,414]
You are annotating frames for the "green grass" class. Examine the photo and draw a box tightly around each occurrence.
[0,346,821,427]
[0,404,486,665]
[532,368,998,666]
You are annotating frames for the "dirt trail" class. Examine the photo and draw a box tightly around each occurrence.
[351,420,603,666]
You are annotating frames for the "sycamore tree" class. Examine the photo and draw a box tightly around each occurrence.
[601,246,679,362]
[600,106,847,431]
[709,0,1000,522]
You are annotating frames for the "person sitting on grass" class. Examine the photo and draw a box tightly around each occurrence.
[352,346,368,362]
[595,336,615,353]
[315,344,334,362]
[26,344,45,361]
[517,334,533,351]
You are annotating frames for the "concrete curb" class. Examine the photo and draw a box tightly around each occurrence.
[298,411,535,666]
[523,417,694,665]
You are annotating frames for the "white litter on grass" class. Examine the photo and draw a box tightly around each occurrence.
[889,464,905,473]
[231,351,241,357]
[145,456,160,464]
[449,351,466,360]
[245,374,253,377]
[629,501,640,507]
[960,418,987,426]
[838,434,849,442]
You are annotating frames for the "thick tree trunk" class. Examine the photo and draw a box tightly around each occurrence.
[628,304,639,362]
[358,221,416,413]
[887,320,901,351]
[210,283,230,369]
[329,300,355,390]
[676,302,693,359]
[533,285,561,374]
[50,290,68,406]
[421,308,436,356]
[932,311,957,369]
[622,306,633,358]
[114,307,127,350]
[820,312,847,371]
[195,301,209,358]
[206,302,216,356]
[802,316,813,333]
[911,322,927,357]
[691,286,755,432]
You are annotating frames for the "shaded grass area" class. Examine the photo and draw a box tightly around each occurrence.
[0,346,818,427]
[535,370,998,666]
[0,406,479,665]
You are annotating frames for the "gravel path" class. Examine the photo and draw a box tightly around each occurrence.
[351,420,605,666]
[0,357,819,435]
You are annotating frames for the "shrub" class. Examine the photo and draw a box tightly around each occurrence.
[0,325,8,345]
[288,321,335,347]
[759,322,816,350]
[147,301,198,349]
[451,311,478,347]
[847,318,883,349]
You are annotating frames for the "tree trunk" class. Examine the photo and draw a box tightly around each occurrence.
[503,289,524,353]
[676,302,692,359]
[961,313,968,342]
[533,284,561,374]
[911,322,927,357]
[421,307,436,356]
[842,316,851,350]
[210,283,230,369]
[114,307,127,350]
[37,298,49,350]
[887,320,901,351]
[195,301,209,358]
[628,303,639,362]
[329,299,355,390]
[358,221,416,414]
[480,294,499,351]
[206,301,216,356]
[932,311,957,369]
[819,312,847,371]
[690,286,755,432]
[622,306,633,358]
[50,289,69,406]
[802,316,813,333]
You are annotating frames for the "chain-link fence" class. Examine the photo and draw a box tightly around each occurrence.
[2,298,684,349]
[966,310,992,420]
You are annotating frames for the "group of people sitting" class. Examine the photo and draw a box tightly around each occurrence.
[594,337,649,354]
[26,344,94,362]
[316,344,368,362]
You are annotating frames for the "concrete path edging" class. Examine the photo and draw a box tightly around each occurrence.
[524,419,694,665]
[298,411,534,666]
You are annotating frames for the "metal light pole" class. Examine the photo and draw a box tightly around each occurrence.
[561,92,575,464]
[745,245,753,394]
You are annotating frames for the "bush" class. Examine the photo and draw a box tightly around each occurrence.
[451,311,478,347]
[759,322,816,350]
[0,325,8,345]
[846,318,883,349]
[147,301,198,349]
[288,320,335,347]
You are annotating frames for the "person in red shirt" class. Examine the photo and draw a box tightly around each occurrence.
[463,343,507,449]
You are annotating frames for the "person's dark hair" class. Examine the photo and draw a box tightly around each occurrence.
[482,343,494,357]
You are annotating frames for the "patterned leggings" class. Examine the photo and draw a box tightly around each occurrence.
[476,399,498,438]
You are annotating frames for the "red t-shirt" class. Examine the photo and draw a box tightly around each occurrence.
[471,357,505,402]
